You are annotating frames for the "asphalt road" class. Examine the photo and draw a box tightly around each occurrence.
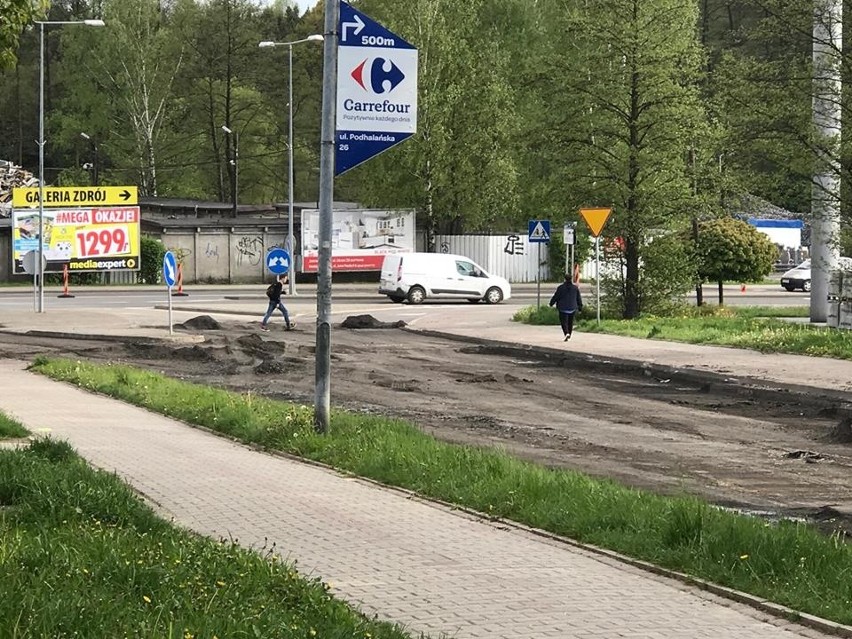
[0,282,810,312]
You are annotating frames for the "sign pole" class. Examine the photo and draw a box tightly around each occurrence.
[579,208,613,324]
[163,251,177,335]
[315,0,339,434]
[537,242,541,307]
[570,245,575,282]
[595,237,601,324]
[167,285,174,335]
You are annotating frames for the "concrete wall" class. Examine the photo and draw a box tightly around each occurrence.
[157,229,287,284]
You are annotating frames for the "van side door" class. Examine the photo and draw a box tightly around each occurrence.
[449,260,488,297]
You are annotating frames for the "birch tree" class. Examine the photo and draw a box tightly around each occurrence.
[59,0,183,195]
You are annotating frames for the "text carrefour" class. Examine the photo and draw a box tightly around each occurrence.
[343,99,412,114]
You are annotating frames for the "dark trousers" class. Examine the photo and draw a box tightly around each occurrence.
[559,310,575,336]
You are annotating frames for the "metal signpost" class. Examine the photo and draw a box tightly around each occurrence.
[528,219,551,307]
[309,0,417,434]
[335,0,418,175]
[579,207,613,324]
[163,250,177,335]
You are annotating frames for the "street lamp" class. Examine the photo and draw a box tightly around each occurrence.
[80,132,98,186]
[35,19,105,313]
[259,34,323,295]
[221,125,238,218]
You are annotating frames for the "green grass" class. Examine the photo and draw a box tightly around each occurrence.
[0,437,414,639]
[0,411,29,439]
[514,305,852,358]
[29,357,852,627]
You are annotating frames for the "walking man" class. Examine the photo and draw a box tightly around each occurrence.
[549,273,583,340]
[261,274,295,331]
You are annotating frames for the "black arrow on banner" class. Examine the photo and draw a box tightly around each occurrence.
[119,189,131,201]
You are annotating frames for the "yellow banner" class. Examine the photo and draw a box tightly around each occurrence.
[12,186,138,208]
[12,206,141,274]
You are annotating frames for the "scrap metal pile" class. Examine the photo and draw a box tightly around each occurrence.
[0,160,38,218]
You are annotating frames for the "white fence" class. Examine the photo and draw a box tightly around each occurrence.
[433,233,550,283]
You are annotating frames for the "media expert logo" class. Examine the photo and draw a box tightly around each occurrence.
[351,57,404,94]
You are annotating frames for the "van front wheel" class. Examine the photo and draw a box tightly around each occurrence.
[407,286,426,304]
[484,287,503,304]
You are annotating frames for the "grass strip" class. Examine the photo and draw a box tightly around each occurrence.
[0,411,29,439]
[513,305,852,358]
[0,437,414,639]
[31,356,852,627]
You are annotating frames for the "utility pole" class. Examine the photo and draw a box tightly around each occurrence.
[314,0,338,433]
[221,126,238,218]
[810,0,842,322]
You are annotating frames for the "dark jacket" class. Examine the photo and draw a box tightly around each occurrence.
[267,280,284,303]
[549,281,583,313]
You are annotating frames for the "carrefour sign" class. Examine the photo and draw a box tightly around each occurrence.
[336,1,418,175]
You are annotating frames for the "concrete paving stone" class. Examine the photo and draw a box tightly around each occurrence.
[0,358,845,639]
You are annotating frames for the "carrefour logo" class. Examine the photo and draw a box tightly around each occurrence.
[351,57,405,94]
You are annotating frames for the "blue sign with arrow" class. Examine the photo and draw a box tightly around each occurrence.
[163,251,177,287]
[266,247,291,275]
[335,0,418,175]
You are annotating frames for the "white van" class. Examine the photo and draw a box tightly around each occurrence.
[379,253,512,304]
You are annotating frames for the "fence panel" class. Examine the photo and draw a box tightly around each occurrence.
[433,233,548,283]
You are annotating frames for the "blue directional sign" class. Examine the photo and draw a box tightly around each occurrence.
[266,247,291,275]
[528,220,551,243]
[163,251,177,287]
[336,0,418,175]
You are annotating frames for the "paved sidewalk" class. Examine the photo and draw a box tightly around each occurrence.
[0,359,836,639]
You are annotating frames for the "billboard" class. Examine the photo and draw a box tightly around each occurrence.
[12,206,141,274]
[301,208,415,272]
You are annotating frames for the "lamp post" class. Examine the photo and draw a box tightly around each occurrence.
[259,34,323,296]
[80,132,98,186]
[35,19,105,313]
[221,125,238,218]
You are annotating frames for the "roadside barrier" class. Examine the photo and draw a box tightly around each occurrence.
[57,263,75,299]
[171,262,189,297]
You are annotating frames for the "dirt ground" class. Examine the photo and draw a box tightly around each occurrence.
[5,314,852,533]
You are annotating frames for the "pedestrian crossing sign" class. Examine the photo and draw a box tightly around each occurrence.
[528,219,551,243]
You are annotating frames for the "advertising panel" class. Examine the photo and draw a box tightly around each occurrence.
[301,209,415,272]
[12,206,141,274]
[335,1,418,174]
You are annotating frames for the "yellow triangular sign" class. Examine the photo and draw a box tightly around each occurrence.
[579,207,612,238]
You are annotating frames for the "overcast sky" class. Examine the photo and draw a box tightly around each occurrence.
[293,0,319,14]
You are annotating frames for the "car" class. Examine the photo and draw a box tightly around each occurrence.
[780,257,852,292]
[379,252,512,304]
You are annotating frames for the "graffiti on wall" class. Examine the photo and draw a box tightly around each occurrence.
[167,246,192,264]
[204,241,220,261]
[504,234,524,256]
[236,235,263,266]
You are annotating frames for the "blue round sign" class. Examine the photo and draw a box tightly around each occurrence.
[266,248,291,275]
[163,251,177,287]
